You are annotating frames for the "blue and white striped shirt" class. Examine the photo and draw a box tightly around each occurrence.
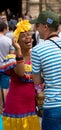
[31,37,61,108]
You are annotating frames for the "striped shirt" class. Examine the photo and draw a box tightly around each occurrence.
[31,37,61,108]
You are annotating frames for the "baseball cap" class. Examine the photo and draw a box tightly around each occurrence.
[30,11,59,28]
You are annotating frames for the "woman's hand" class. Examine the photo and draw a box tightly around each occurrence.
[12,36,22,56]
[12,37,20,50]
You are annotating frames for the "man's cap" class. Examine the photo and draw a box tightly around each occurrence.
[30,11,59,28]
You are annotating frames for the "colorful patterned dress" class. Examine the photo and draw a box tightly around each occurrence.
[0,54,41,130]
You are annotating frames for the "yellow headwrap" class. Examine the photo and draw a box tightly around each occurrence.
[13,20,31,42]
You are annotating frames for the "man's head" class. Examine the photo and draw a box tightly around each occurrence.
[0,21,7,34]
[1,15,7,23]
[30,11,59,39]
[30,11,59,28]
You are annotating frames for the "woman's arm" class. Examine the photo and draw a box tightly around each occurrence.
[14,48,25,77]
[12,37,25,77]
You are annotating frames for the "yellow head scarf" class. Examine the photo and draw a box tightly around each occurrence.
[13,20,31,42]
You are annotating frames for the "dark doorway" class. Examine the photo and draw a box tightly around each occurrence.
[0,0,22,17]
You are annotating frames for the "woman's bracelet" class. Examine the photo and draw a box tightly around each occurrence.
[17,60,24,64]
[16,55,23,61]
[16,55,24,64]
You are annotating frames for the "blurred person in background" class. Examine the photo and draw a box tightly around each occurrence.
[6,8,13,21]
[1,15,9,27]
[6,23,16,40]
[8,15,17,27]
[32,23,40,47]
[0,21,15,110]
[24,10,32,20]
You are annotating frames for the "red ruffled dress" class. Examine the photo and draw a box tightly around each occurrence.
[0,54,41,130]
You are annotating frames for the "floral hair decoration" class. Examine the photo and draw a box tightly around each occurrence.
[13,20,31,42]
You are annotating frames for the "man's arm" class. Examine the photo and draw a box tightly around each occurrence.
[9,38,15,54]
[32,73,41,85]
[31,48,43,94]
[31,47,41,83]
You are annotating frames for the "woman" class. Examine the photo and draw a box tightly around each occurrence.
[0,20,41,130]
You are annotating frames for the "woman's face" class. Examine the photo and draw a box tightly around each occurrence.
[19,31,32,50]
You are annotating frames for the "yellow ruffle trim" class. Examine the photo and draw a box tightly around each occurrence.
[2,115,41,130]
[5,54,16,60]
[24,64,32,72]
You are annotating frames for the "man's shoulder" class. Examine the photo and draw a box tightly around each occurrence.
[32,40,47,50]
[6,32,13,39]
[3,35,12,43]
[0,35,12,46]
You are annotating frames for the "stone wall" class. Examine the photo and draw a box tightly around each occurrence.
[22,0,61,18]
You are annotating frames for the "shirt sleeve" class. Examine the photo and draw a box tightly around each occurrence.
[31,48,41,74]
[8,38,15,51]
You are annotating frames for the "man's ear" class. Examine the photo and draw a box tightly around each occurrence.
[44,24,49,31]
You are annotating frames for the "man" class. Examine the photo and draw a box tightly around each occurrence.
[1,15,8,26]
[0,21,14,112]
[31,11,61,130]
[6,23,15,40]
